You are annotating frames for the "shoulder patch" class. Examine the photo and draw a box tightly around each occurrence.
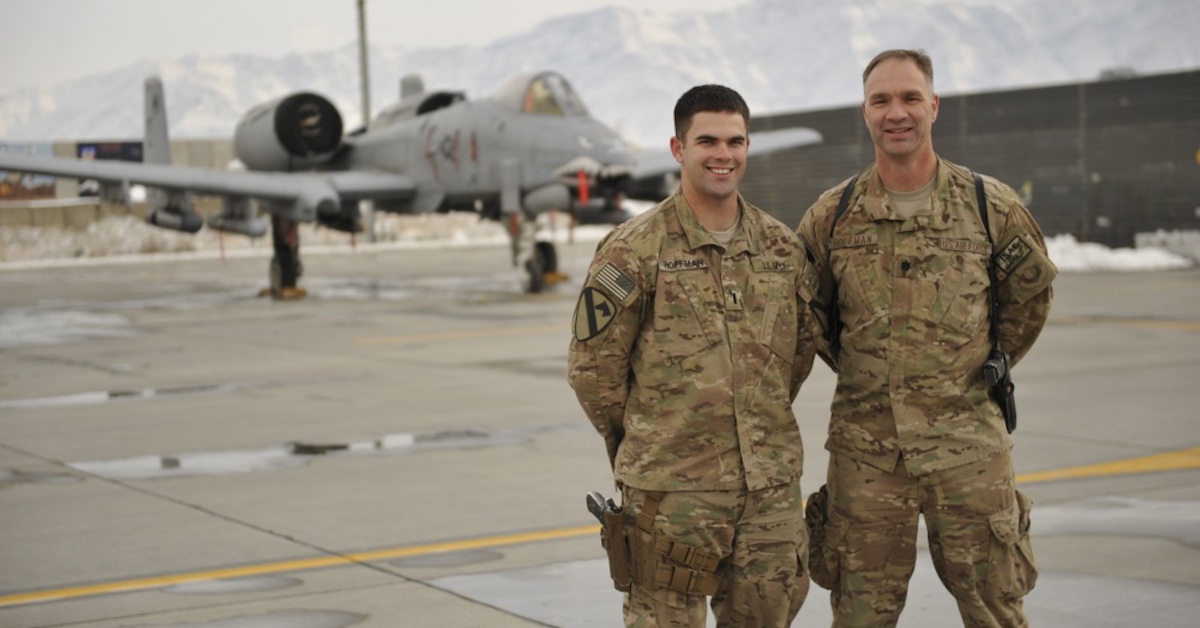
[573,287,617,341]
[594,262,636,302]
[995,235,1033,275]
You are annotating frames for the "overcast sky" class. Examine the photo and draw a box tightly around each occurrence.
[0,0,754,92]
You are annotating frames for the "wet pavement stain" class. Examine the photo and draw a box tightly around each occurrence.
[164,576,303,595]
[0,468,83,486]
[389,548,504,569]
[0,308,134,349]
[67,425,575,480]
[0,383,243,410]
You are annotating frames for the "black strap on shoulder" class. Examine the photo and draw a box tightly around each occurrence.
[974,173,1000,349]
[830,175,860,240]
[824,175,860,362]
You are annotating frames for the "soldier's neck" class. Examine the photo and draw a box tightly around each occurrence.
[683,190,740,232]
[876,148,938,192]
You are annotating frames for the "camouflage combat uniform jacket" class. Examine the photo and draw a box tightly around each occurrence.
[796,158,1056,475]
[568,191,818,491]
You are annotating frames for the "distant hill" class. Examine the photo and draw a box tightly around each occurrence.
[1,0,1197,147]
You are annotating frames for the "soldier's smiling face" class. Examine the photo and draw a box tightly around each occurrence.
[863,57,939,160]
[671,111,748,203]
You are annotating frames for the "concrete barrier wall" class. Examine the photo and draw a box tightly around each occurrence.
[0,197,224,231]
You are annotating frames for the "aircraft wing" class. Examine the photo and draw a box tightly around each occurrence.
[629,127,822,181]
[0,153,416,204]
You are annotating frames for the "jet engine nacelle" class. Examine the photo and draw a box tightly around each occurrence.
[234,92,344,172]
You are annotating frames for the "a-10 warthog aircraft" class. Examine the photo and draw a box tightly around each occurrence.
[0,71,820,296]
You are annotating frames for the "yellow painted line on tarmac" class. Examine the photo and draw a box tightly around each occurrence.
[1052,315,1200,332]
[0,524,599,608]
[1018,446,1200,484]
[357,324,563,345]
[7,447,1200,609]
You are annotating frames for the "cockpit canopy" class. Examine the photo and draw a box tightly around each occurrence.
[491,71,589,117]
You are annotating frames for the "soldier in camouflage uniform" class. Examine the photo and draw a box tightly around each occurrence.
[796,50,1055,627]
[568,85,819,627]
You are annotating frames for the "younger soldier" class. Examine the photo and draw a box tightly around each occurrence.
[568,84,818,627]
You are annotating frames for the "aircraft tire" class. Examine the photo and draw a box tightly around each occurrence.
[525,249,546,293]
[536,241,558,274]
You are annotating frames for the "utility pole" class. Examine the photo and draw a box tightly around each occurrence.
[357,0,371,126]
[356,0,376,241]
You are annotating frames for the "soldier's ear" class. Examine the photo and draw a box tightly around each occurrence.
[670,135,685,164]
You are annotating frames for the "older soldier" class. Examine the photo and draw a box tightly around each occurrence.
[797,49,1055,627]
[568,84,818,627]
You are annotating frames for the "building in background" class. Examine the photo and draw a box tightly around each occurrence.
[0,143,56,200]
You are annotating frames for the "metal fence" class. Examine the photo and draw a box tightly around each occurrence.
[743,69,1200,247]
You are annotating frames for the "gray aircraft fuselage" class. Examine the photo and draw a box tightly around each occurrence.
[343,94,636,217]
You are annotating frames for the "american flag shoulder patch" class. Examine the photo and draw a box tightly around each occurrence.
[594,262,636,302]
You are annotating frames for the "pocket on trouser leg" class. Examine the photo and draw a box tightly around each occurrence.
[787,543,811,624]
[624,582,701,627]
[986,490,1038,599]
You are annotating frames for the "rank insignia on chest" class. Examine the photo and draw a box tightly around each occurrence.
[573,287,617,341]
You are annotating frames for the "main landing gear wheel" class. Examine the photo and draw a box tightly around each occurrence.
[537,241,568,287]
[525,244,546,294]
[524,241,567,293]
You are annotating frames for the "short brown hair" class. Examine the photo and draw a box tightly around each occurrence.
[863,49,934,90]
[673,84,750,140]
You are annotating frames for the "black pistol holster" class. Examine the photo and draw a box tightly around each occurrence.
[984,348,1018,433]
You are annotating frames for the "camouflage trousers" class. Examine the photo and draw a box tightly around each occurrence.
[819,451,1037,628]
[621,483,809,627]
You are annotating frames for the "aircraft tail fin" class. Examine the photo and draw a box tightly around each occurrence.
[144,77,171,166]
[141,76,198,227]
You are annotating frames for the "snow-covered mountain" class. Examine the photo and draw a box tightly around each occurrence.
[1,0,1197,148]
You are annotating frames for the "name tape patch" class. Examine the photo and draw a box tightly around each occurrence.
[659,258,708,271]
[933,238,989,254]
[830,233,879,249]
[758,261,794,272]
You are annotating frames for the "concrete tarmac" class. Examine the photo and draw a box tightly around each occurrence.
[1,238,1198,627]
